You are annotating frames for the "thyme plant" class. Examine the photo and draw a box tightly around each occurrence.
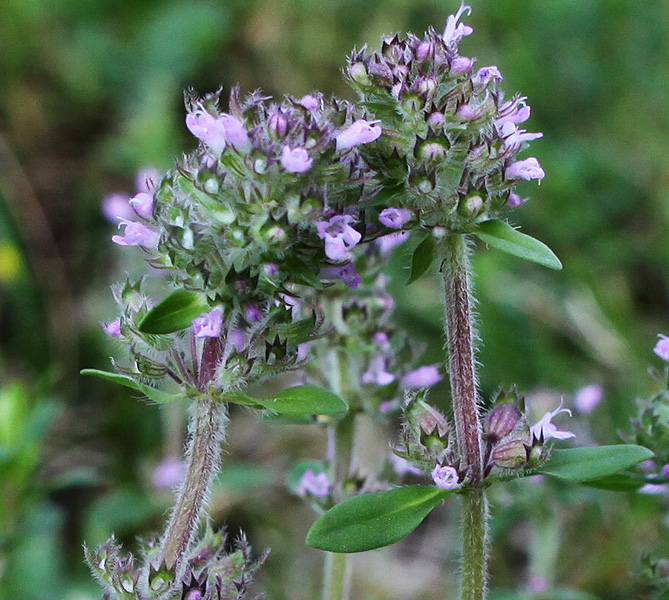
[86,4,655,600]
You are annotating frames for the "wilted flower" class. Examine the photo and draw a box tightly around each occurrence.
[192,307,223,338]
[335,119,382,152]
[506,157,545,182]
[431,464,459,489]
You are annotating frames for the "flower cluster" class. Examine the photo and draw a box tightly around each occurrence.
[345,3,544,230]
[85,529,266,600]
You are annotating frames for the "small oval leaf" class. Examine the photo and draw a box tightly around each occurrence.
[407,235,437,285]
[306,485,451,553]
[81,369,181,404]
[139,289,210,334]
[473,219,562,270]
[261,385,348,416]
[537,445,653,482]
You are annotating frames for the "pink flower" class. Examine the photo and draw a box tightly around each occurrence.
[442,3,473,46]
[244,304,263,323]
[431,464,459,489]
[402,365,442,388]
[498,97,532,125]
[135,167,161,193]
[574,384,603,414]
[220,114,251,152]
[186,109,228,154]
[281,146,313,173]
[315,215,362,261]
[335,120,382,152]
[456,104,479,120]
[450,56,475,75]
[506,192,527,209]
[101,318,122,339]
[151,456,185,489]
[102,193,134,222]
[297,470,330,498]
[129,192,154,219]
[361,355,396,386]
[654,334,669,361]
[530,400,575,442]
[229,329,249,353]
[320,263,362,289]
[377,231,409,253]
[192,307,223,338]
[505,157,545,182]
[379,207,412,229]
[112,221,160,249]
[300,94,320,111]
[498,121,543,150]
[473,66,503,87]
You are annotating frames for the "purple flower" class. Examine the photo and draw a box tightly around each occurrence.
[505,157,545,182]
[442,3,473,46]
[498,121,543,150]
[379,400,395,414]
[264,263,280,277]
[101,318,122,339]
[192,307,223,338]
[151,456,185,489]
[268,111,288,137]
[431,464,459,489]
[129,192,154,219]
[373,331,389,346]
[653,334,669,361]
[102,193,134,222]
[379,207,412,229]
[320,263,362,289]
[498,97,531,125]
[415,40,435,61]
[244,304,263,323]
[402,365,442,388]
[297,470,330,498]
[135,167,161,193]
[315,215,362,261]
[186,592,203,600]
[220,114,252,152]
[112,221,160,249]
[377,231,409,253]
[473,66,503,87]
[450,56,475,75]
[361,355,396,386]
[427,112,445,127]
[456,103,479,120]
[229,329,249,353]
[335,120,382,152]
[300,94,320,111]
[506,192,528,209]
[281,145,313,173]
[574,384,603,414]
[530,400,575,442]
[390,453,422,476]
[186,109,227,154]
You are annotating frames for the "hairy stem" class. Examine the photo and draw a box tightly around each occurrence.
[441,232,488,599]
[162,397,228,570]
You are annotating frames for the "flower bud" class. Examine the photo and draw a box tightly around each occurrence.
[349,61,371,86]
[261,224,288,245]
[268,111,288,138]
[492,440,528,469]
[457,193,484,218]
[415,40,435,61]
[402,94,424,113]
[418,140,448,163]
[484,402,521,442]
[225,227,248,247]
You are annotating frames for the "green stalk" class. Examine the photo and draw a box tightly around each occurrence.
[162,397,228,570]
[440,232,488,600]
[322,348,356,600]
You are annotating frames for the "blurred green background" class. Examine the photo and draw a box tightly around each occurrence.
[0,0,668,598]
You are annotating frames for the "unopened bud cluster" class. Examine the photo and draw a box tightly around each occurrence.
[345,3,544,230]
[85,529,265,600]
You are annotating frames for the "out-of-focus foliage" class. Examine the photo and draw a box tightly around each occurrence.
[0,0,668,598]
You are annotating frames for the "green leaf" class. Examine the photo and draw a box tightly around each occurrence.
[259,385,347,416]
[221,385,348,416]
[473,219,562,270]
[655,591,669,600]
[306,485,451,553]
[580,472,646,492]
[138,289,210,334]
[537,445,653,483]
[407,235,436,285]
[81,369,181,404]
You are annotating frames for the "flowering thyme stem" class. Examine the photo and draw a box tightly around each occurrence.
[162,397,228,570]
[440,232,488,600]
